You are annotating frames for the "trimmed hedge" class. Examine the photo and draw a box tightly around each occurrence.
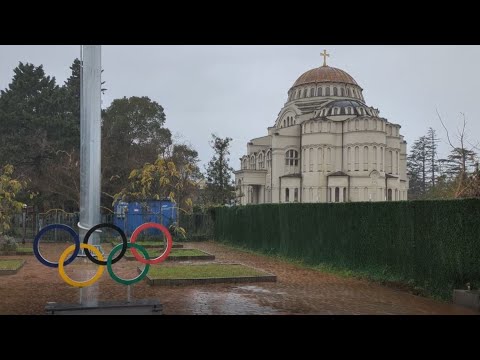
[213,199,480,299]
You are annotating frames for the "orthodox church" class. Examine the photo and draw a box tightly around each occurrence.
[234,51,409,204]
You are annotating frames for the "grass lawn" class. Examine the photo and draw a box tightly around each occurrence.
[125,248,207,258]
[0,259,25,271]
[0,247,33,255]
[147,263,267,279]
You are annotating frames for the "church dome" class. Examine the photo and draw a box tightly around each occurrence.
[293,65,358,87]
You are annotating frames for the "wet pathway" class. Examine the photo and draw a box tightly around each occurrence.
[0,241,476,314]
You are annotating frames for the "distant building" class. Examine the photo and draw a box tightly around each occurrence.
[235,51,408,204]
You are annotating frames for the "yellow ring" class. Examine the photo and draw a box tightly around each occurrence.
[58,244,105,288]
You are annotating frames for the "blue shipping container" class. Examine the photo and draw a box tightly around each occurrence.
[113,200,177,237]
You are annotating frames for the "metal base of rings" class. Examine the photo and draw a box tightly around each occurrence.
[45,299,163,315]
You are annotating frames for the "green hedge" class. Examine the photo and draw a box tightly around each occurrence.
[213,199,480,299]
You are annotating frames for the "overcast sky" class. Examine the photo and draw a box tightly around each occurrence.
[1,45,480,171]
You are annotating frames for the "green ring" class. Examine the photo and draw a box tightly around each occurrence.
[107,243,150,285]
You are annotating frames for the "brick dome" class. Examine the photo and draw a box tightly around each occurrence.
[293,66,358,87]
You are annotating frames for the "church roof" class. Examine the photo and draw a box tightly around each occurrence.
[292,65,358,88]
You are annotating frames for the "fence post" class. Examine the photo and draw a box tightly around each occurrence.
[54,210,58,242]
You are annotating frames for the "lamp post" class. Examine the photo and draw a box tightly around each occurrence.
[22,204,27,245]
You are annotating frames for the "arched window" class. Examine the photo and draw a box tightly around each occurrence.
[355,146,359,171]
[387,189,392,201]
[309,148,314,171]
[334,108,338,115]
[303,88,307,98]
[285,188,290,202]
[335,187,340,202]
[317,147,323,170]
[283,119,286,127]
[242,158,248,170]
[302,149,306,171]
[380,147,384,171]
[363,146,369,170]
[325,87,330,96]
[333,87,338,96]
[395,150,399,174]
[340,88,345,97]
[310,88,315,97]
[373,146,377,170]
[388,150,393,174]
[343,187,347,202]
[348,147,352,171]
[317,87,322,96]
[294,188,299,202]
[258,153,264,169]
[346,88,350,97]
[250,155,256,170]
[327,148,332,171]
[309,122,313,133]
[266,151,272,168]
[285,150,299,166]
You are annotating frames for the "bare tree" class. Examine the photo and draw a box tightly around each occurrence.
[437,110,479,198]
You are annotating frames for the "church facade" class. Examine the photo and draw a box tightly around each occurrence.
[234,52,409,205]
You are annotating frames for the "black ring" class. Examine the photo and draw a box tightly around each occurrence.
[83,223,128,266]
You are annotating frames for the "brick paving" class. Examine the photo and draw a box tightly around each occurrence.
[0,241,476,314]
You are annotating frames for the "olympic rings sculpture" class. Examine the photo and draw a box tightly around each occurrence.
[33,222,172,288]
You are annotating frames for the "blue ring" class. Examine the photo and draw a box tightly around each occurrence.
[33,224,80,268]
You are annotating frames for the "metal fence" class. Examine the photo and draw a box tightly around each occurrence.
[179,212,214,241]
[10,208,214,242]
[11,209,110,243]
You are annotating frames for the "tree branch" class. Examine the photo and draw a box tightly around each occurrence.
[436,108,455,149]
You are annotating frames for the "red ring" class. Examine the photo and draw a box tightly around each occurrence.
[129,222,173,264]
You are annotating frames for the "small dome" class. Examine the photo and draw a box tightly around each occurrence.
[293,66,358,87]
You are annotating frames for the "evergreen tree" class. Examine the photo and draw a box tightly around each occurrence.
[204,135,235,206]
[442,147,478,179]
[407,135,428,198]
[0,62,61,171]
[425,127,440,188]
